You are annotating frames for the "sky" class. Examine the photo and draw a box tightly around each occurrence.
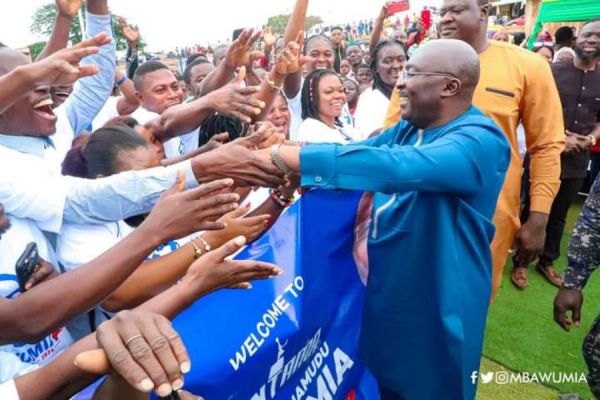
[1,0,442,52]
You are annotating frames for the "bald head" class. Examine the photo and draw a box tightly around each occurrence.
[410,39,480,95]
[0,47,29,77]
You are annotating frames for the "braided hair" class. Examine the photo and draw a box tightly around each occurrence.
[370,39,406,99]
[198,113,248,147]
[301,69,344,128]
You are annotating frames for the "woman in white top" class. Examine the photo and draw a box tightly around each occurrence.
[297,69,359,144]
[58,125,270,339]
[354,40,407,137]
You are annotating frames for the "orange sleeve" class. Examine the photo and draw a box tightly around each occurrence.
[521,57,565,214]
[384,86,403,129]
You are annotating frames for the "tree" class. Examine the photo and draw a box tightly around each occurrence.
[30,3,84,44]
[265,14,324,36]
[28,41,47,60]
[29,2,145,52]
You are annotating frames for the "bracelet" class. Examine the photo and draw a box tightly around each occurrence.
[115,76,127,87]
[196,235,212,253]
[266,77,282,92]
[588,135,597,146]
[191,238,204,259]
[270,188,294,208]
[271,144,292,174]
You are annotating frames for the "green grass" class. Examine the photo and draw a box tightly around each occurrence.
[477,358,560,399]
[481,199,600,399]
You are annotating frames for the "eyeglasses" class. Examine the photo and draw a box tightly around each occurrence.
[398,70,460,84]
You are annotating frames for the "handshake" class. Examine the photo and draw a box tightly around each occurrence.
[188,122,298,189]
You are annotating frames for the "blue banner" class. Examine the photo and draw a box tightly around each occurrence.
[171,190,379,399]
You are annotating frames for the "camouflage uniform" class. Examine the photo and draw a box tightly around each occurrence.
[563,175,600,398]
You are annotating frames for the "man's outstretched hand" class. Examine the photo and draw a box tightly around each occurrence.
[191,123,285,187]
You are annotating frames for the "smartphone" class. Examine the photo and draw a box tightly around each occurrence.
[15,242,41,292]
[386,0,410,16]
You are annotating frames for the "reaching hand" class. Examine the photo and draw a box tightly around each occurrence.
[263,27,277,51]
[75,310,190,397]
[205,66,265,124]
[378,3,389,22]
[142,172,240,243]
[273,31,305,76]
[118,16,141,47]
[22,33,111,88]
[56,0,82,19]
[184,236,282,294]
[206,206,270,244]
[554,287,583,332]
[192,127,285,188]
[225,28,263,69]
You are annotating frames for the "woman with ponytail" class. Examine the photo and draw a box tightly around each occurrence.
[296,69,359,144]
[354,40,407,137]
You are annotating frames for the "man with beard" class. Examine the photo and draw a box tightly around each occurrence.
[521,19,600,288]
[385,0,564,297]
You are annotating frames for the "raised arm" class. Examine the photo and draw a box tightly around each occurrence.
[35,0,82,61]
[369,3,388,52]
[254,31,305,123]
[148,67,264,141]
[63,0,116,137]
[0,35,106,114]
[282,0,309,98]
[115,69,140,115]
[197,29,262,97]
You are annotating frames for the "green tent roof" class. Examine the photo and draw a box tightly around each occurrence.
[527,0,600,48]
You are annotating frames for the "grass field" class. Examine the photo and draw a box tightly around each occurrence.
[479,200,600,399]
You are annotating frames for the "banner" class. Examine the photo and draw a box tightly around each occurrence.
[171,190,379,399]
[386,0,410,16]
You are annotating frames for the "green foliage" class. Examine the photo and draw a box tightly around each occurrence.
[266,14,324,36]
[29,3,145,52]
[30,3,84,44]
[28,41,47,60]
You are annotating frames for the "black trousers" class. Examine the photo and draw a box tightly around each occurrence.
[522,177,585,264]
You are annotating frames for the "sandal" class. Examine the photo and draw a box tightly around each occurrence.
[536,263,563,287]
[510,267,529,290]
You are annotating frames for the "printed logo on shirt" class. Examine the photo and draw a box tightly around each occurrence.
[0,274,74,366]
[146,239,182,260]
[10,327,70,365]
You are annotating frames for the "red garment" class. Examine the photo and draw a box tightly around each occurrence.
[420,9,431,31]
[259,54,270,70]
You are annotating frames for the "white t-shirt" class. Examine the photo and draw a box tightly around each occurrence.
[57,220,135,340]
[0,378,20,399]
[297,118,359,144]
[354,88,390,139]
[131,107,182,159]
[284,80,353,142]
[0,218,74,371]
[57,218,194,339]
[49,105,76,174]
[0,350,38,388]
[92,96,120,131]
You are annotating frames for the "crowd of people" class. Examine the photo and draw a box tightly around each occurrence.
[0,0,599,398]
